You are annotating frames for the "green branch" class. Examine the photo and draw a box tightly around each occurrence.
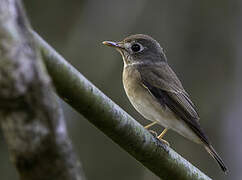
[32,31,212,180]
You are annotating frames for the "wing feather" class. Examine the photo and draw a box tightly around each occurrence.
[138,64,210,145]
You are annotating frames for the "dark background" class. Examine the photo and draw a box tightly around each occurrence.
[0,0,241,179]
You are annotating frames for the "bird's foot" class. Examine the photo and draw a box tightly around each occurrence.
[158,138,170,146]
[148,130,170,146]
[157,128,170,146]
[148,130,158,137]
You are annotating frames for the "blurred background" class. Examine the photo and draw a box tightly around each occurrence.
[0,0,241,179]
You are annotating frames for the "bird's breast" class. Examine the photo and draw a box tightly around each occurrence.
[122,66,174,126]
[122,66,201,144]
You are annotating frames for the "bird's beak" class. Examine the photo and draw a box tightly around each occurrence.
[102,41,124,49]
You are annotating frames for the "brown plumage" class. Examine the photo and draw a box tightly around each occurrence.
[138,64,227,173]
[103,34,228,173]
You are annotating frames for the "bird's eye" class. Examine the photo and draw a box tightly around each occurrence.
[131,43,141,52]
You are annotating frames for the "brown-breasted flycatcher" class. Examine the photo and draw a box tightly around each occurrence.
[103,34,228,173]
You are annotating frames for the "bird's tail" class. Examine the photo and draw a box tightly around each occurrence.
[204,145,228,174]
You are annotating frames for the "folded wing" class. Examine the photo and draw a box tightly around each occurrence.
[138,64,210,146]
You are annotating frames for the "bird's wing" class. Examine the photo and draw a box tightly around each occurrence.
[138,64,210,145]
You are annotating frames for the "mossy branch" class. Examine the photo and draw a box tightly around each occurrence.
[0,0,86,180]
[32,31,212,180]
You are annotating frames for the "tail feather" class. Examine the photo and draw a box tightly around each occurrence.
[204,145,228,174]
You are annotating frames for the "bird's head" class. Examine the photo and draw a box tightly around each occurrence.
[103,34,167,66]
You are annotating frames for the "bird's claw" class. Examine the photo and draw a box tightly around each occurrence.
[158,138,170,146]
[148,130,158,137]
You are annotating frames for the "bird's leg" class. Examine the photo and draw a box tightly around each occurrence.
[144,121,157,129]
[157,128,168,139]
[157,128,170,146]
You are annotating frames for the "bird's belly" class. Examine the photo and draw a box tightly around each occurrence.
[122,67,200,143]
[129,91,199,142]
[123,80,199,142]
[125,83,177,128]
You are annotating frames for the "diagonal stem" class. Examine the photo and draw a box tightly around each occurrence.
[32,30,212,180]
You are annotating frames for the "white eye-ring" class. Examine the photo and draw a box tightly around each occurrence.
[123,42,144,53]
[130,42,144,53]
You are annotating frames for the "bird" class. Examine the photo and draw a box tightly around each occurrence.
[102,34,228,173]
